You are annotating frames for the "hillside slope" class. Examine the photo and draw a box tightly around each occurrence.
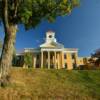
[0,68,100,100]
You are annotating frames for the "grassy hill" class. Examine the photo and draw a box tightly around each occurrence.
[0,68,100,100]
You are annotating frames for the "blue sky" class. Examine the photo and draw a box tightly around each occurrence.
[0,0,100,57]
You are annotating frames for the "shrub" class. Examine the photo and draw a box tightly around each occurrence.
[24,52,33,68]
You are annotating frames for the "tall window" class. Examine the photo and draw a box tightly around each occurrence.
[50,54,53,59]
[64,53,67,59]
[72,53,75,59]
[37,54,39,60]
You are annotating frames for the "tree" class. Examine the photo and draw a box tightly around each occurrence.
[0,39,2,49]
[0,0,79,86]
[91,48,100,67]
[0,39,2,56]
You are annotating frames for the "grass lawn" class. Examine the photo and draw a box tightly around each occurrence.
[0,67,100,100]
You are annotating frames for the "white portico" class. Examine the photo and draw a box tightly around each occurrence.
[40,31,65,69]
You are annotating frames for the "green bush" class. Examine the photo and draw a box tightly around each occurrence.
[24,52,33,68]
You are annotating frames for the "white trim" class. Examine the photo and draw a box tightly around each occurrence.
[41,48,63,52]
[63,51,78,53]
[24,47,78,53]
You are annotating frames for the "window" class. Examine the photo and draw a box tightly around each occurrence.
[50,54,53,59]
[72,53,75,59]
[37,54,39,60]
[64,54,67,59]
[36,64,39,68]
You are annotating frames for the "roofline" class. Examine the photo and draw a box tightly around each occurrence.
[64,48,78,51]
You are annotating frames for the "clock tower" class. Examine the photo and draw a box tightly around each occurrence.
[46,31,57,43]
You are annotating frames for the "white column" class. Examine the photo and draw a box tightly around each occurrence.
[57,52,60,69]
[41,51,43,68]
[61,52,64,68]
[48,51,50,69]
[56,52,58,69]
[34,56,36,68]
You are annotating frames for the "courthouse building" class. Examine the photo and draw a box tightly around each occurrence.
[15,31,84,70]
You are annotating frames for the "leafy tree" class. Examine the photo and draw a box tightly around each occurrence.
[91,49,100,67]
[0,0,79,86]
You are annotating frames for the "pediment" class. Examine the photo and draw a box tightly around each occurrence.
[40,42,64,49]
